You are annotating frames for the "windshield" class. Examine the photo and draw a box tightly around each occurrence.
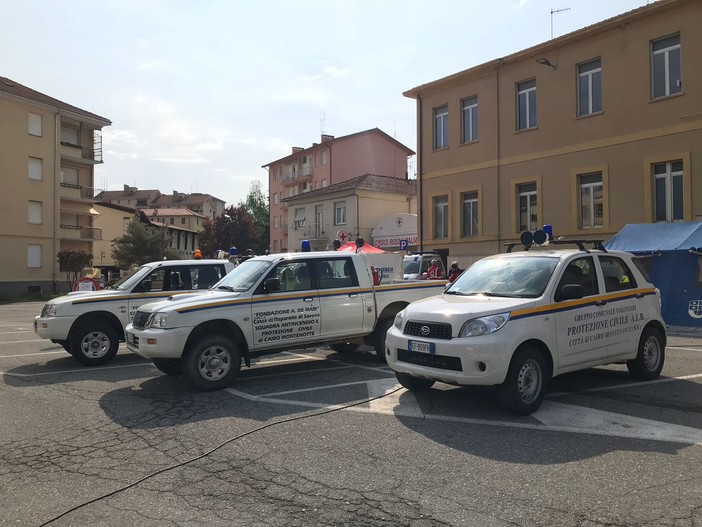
[213,260,272,292]
[447,256,558,298]
[404,260,420,274]
[109,265,151,291]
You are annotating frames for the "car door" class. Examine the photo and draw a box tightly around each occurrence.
[554,256,610,368]
[314,256,367,338]
[127,266,191,324]
[250,260,321,351]
[597,254,644,359]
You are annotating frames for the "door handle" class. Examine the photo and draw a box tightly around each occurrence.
[636,293,645,299]
[348,293,358,298]
[302,297,314,302]
[595,299,607,306]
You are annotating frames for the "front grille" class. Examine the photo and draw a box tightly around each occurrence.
[132,310,150,329]
[404,321,452,340]
[397,349,462,371]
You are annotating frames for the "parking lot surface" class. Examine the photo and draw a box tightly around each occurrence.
[2,301,702,526]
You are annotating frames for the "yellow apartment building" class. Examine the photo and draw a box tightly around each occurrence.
[404,0,701,268]
[283,174,416,252]
[0,76,111,296]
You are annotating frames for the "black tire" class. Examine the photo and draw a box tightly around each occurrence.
[373,317,394,362]
[69,322,120,366]
[329,342,360,353]
[182,335,242,391]
[498,346,548,415]
[395,371,435,391]
[153,358,183,376]
[627,327,665,380]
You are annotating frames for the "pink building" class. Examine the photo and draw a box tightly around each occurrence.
[264,128,414,253]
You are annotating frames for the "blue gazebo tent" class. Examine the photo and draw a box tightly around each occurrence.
[605,222,702,327]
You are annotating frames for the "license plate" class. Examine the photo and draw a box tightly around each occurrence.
[408,340,434,354]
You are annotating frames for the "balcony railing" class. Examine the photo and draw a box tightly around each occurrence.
[60,183,97,200]
[81,227,102,240]
[60,225,102,240]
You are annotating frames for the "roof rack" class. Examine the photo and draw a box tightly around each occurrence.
[505,239,607,253]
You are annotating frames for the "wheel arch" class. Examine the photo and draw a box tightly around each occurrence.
[513,338,554,380]
[644,320,667,347]
[69,311,124,341]
[185,320,251,366]
[376,301,407,328]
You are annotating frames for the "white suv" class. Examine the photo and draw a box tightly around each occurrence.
[386,245,666,415]
[34,259,234,366]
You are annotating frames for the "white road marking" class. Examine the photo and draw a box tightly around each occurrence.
[0,339,46,345]
[534,401,702,445]
[229,375,702,446]
[548,372,702,397]
[0,351,66,359]
[0,363,150,378]
[238,365,354,382]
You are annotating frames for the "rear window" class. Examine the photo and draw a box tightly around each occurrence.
[631,257,652,283]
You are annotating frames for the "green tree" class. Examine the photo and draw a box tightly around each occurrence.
[111,215,180,269]
[242,180,269,254]
[199,205,256,258]
[57,249,93,286]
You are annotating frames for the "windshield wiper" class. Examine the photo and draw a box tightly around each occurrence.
[473,291,513,297]
[444,290,465,295]
[215,285,236,291]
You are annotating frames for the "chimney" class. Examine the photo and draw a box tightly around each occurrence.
[292,147,304,153]
[321,134,334,142]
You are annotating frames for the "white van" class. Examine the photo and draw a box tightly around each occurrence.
[403,253,446,280]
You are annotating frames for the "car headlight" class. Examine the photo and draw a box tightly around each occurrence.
[42,304,58,317]
[459,312,510,337]
[393,310,405,330]
[146,312,169,328]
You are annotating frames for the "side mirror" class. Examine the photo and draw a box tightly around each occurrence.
[140,280,152,292]
[557,284,583,301]
[263,277,281,293]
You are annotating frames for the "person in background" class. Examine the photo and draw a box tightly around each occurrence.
[448,261,463,283]
[426,259,444,280]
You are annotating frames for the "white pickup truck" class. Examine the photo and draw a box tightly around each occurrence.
[125,251,447,390]
[34,259,235,366]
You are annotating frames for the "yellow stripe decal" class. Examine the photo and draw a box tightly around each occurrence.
[511,288,657,320]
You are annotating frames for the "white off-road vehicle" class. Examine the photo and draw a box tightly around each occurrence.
[34,259,234,366]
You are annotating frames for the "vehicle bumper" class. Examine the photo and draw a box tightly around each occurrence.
[385,325,512,386]
[124,325,190,359]
[34,316,73,341]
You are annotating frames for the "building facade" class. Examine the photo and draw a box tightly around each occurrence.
[283,174,416,252]
[404,0,701,268]
[96,186,225,225]
[265,128,415,253]
[0,76,111,296]
[93,203,202,278]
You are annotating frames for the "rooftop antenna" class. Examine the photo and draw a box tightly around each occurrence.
[551,7,570,39]
[320,110,326,135]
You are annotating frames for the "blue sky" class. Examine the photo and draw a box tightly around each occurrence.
[3,0,651,206]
